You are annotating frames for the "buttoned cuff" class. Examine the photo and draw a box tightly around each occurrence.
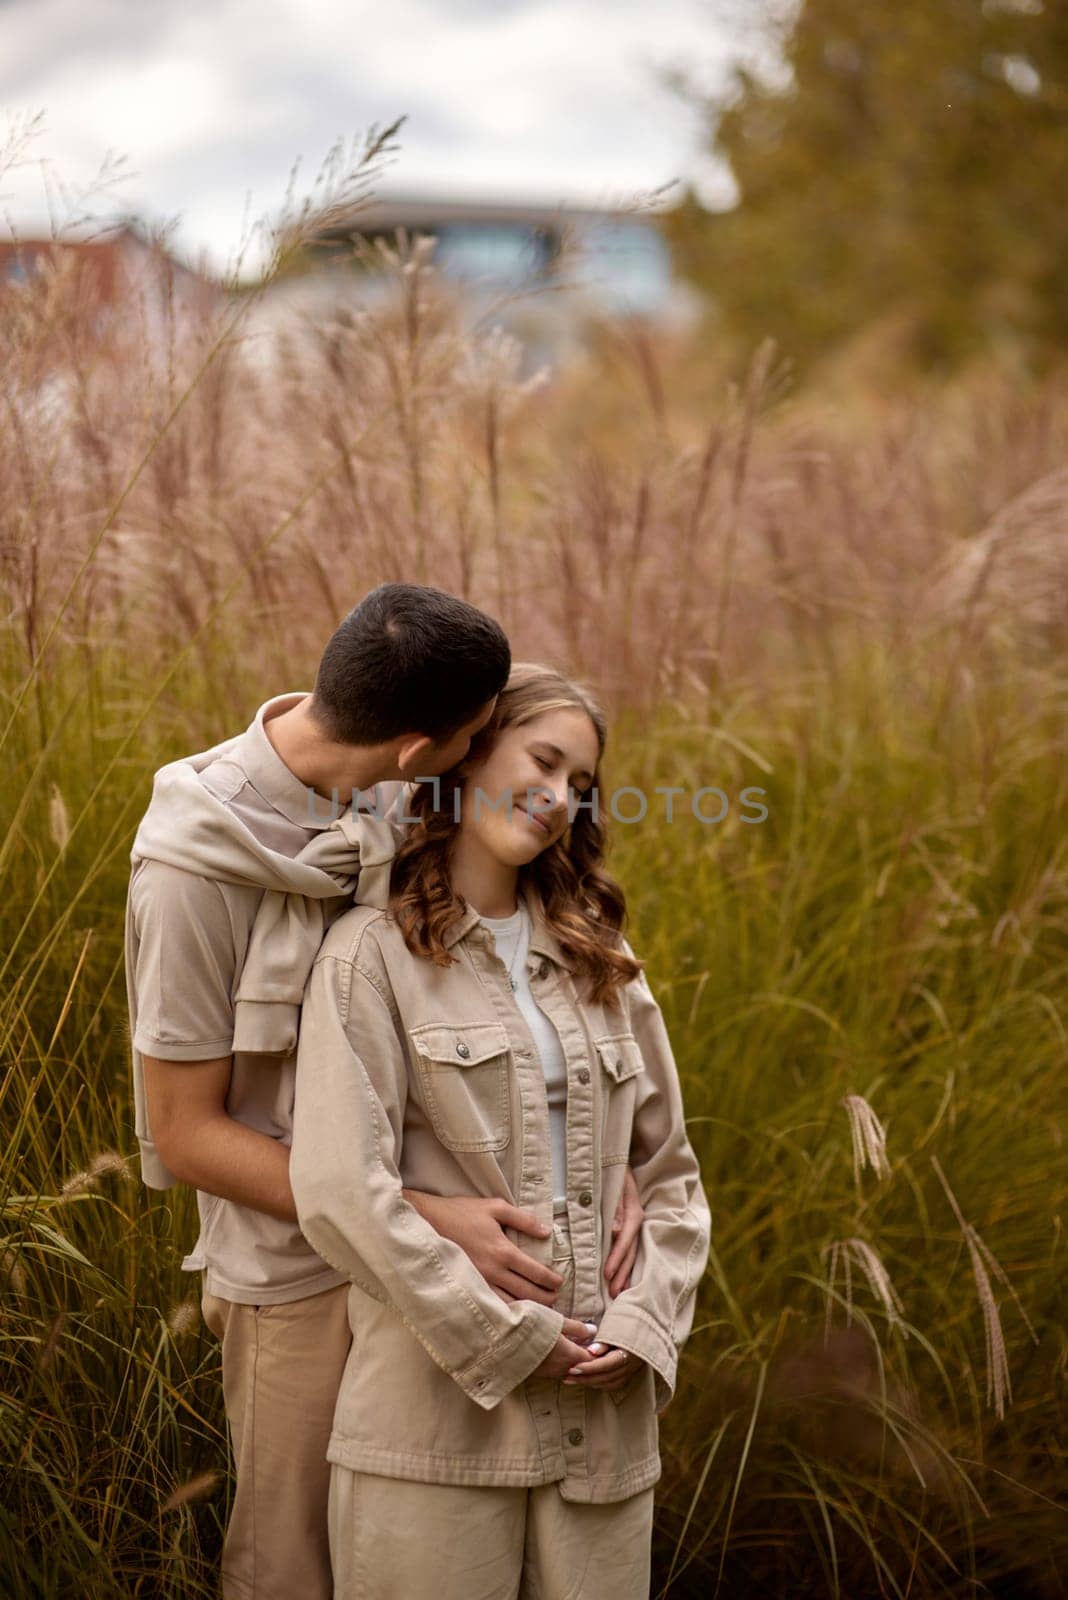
[452,1301,564,1410]
[592,1300,679,1414]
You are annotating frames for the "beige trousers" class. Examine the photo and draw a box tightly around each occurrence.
[326,1209,655,1600]
[201,1279,352,1600]
[328,1471,654,1600]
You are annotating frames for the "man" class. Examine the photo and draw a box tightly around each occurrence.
[124,582,644,1600]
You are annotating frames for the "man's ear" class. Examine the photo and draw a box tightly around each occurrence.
[395,733,434,776]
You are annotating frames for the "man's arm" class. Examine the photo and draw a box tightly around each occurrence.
[145,1048,567,1307]
[142,1053,296,1221]
[129,860,296,1204]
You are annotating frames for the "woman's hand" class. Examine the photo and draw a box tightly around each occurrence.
[530,1330,599,1380]
[603,1165,644,1298]
[561,1343,645,1392]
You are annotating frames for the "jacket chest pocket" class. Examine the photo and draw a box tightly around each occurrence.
[408,1020,512,1153]
[595,1032,644,1165]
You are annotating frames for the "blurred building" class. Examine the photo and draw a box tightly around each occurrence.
[0,223,219,359]
[255,193,701,373]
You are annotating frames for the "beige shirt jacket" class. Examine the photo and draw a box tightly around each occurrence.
[289,882,712,1504]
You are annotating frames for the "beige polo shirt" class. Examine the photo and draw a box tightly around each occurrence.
[126,691,405,1305]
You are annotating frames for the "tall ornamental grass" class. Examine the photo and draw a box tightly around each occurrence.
[1,136,1065,1597]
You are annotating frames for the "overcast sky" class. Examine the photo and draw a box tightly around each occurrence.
[0,0,737,274]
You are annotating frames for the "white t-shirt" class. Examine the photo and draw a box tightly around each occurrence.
[480,903,569,1213]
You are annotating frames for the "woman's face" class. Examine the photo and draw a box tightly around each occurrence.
[458,707,601,866]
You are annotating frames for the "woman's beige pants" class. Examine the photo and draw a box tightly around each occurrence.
[326,1210,655,1600]
[328,1470,655,1600]
[202,1231,655,1600]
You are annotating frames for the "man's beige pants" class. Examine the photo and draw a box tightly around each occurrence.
[201,1280,352,1600]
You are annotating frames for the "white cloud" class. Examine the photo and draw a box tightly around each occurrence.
[32,54,232,164]
[0,0,733,269]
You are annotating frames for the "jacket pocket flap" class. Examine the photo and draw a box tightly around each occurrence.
[409,1020,511,1067]
[594,1033,644,1082]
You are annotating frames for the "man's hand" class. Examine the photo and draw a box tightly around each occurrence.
[603,1164,644,1297]
[401,1192,565,1306]
[405,1167,646,1304]
[400,1193,603,1358]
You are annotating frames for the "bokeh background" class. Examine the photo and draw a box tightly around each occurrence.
[2,3,1066,1595]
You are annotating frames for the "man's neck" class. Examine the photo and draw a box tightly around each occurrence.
[264,696,398,803]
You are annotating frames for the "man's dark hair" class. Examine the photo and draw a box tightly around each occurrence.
[308,583,510,747]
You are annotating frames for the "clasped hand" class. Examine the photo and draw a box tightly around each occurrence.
[561,1341,644,1391]
[402,1171,648,1392]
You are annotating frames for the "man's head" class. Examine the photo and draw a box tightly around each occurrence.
[307,583,510,777]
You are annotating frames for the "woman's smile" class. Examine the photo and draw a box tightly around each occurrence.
[515,801,551,836]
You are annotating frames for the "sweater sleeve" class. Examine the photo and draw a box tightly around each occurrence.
[289,950,564,1411]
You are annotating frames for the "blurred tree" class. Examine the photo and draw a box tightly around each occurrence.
[663,0,1068,374]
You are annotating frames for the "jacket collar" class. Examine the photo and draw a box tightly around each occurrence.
[441,879,571,971]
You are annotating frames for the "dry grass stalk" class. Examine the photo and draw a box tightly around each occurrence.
[160,1470,218,1512]
[0,1245,27,1295]
[166,1299,200,1338]
[931,1155,1039,1419]
[47,783,70,853]
[36,1310,66,1371]
[60,1148,131,1196]
[823,1236,907,1342]
[841,1094,891,1186]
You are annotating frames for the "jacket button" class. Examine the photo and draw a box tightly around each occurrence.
[567,1428,584,1446]
[578,1190,593,1207]
[576,1067,590,1085]
[455,1042,470,1058]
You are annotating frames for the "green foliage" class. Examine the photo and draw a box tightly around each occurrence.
[665,0,1068,375]
[2,636,1066,1595]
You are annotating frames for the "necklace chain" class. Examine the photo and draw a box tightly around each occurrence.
[499,905,529,991]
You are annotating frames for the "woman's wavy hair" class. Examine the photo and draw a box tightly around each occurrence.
[388,661,644,1006]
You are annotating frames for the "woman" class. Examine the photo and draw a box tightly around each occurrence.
[290,662,711,1600]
